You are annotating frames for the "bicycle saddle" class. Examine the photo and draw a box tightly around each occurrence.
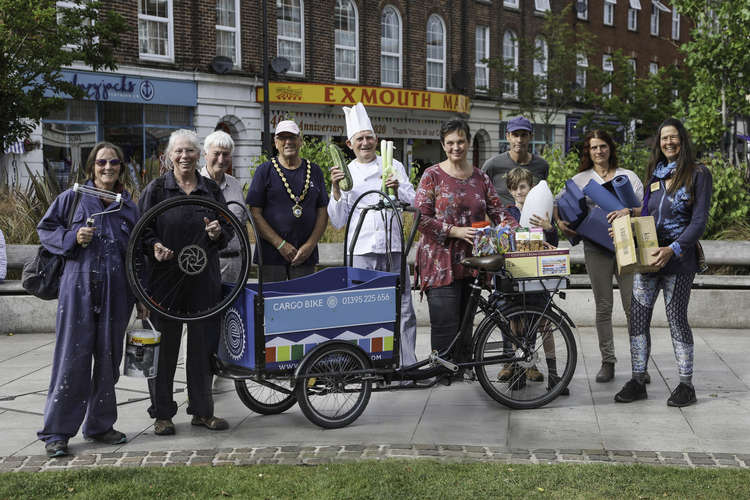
[461,255,505,272]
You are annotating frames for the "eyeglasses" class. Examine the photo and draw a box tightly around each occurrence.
[95,158,122,166]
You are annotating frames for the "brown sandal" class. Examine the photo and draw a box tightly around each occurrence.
[191,415,229,430]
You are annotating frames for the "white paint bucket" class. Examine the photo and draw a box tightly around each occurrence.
[124,318,161,378]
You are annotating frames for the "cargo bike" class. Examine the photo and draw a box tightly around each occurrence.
[126,191,577,429]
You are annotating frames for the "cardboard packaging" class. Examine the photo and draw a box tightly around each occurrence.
[612,215,660,274]
[504,249,570,278]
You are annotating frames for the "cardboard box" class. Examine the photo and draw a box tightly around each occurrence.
[504,249,570,278]
[612,215,660,274]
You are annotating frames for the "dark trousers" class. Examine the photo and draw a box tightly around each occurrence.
[147,315,219,420]
[426,279,472,360]
[260,264,315,283]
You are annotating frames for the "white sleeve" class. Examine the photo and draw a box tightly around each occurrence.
[326,160,356,229]
[393,159,416,204]
[631,171,645,203]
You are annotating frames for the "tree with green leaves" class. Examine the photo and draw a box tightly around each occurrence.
[0,0,126,151]
[672,0,750,162]
[487,5,595,143]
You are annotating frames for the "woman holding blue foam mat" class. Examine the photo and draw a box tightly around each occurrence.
[609,118,712,407]
[553,130,644,383]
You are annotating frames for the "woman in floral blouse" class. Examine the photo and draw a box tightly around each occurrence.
[415,119,515,363]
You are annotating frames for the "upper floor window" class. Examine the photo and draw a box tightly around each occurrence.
[381,6,402,87]
[628,0,640,31]
[426,14,446,91]
[576,53,588,98]
[602,54,613,96]
[533,37,548,99]
[139,0,174,61]
[57,1,95,49]
[504,0,519,9]
[604,0,616,26]
[335,0,358,81]
[671,7,680,40]
[503,30,518,97]
[577,0,588,20]
[650,1,671,35]
[534,0,550,12]
[475,25,489,93]
[649,62,659,75]
[216,0,240,66]
[277,0,304,75]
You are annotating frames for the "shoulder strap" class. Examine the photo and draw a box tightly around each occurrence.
[65,191,82,229]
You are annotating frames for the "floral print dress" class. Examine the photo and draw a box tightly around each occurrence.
[415,164,515,292]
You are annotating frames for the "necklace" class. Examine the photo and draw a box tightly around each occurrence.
[272,157,310,218]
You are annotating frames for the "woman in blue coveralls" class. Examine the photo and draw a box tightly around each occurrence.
[37,142,143,458]
[138,129,232,436]
[609,118,712,407]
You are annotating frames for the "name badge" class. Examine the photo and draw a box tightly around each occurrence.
[650,182,660,192]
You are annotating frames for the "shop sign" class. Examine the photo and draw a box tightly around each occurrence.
[259,82,470,114]
[47,70,197,106]
[271,110,442,139]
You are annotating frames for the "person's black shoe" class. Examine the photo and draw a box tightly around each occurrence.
[614,379,647,403]
[667,383,697,407]
[45,440,69,458]
[644,371,651,384]
[88,429,127,445]
[547,373,570,396]
[595,362,615,383]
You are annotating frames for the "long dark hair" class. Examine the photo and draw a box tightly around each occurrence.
[579,129,618,173]
[85,141,127,189]
[646,118,697,195]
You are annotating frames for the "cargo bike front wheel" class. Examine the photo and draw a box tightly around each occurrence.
[235,379,296,415]
[294,342,373,429]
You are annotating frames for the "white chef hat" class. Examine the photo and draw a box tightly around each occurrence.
[343,102,374,141]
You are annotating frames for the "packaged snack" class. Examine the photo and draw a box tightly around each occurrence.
[472,222,498,256]
[514,227,530,252]
[496,226,512,254]
[530,227,544,251]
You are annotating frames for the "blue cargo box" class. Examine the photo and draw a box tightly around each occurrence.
[217,267,400,374]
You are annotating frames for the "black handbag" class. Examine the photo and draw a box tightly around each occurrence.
[22,192,81,300]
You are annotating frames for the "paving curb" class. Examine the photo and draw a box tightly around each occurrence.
[1,445,748,472]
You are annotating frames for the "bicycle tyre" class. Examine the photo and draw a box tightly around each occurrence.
[294,342,373,429]
[235,379,297,415]
[126,195,250,321]
[473,305,576,409]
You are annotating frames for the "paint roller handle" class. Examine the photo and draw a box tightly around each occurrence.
[80,217,95,248]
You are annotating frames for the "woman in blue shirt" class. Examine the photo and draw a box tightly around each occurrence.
[609,118,712,407]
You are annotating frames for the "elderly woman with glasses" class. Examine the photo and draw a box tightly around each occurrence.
[37,142,142,457]
[138,129,233,436]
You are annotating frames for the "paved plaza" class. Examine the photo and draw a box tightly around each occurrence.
[2,325,750,472]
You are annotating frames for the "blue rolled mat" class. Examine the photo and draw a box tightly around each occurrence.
[613,175,641,208]
[557,195,585,228]
[583,179,625,212]
[565,179,587,211]
[574,206,614,252]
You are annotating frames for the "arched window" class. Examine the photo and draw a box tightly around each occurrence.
[503,30,518,97]
[277,0,304,75]
[533,37,548,99]
[335,0,358,81]
[426,14,446,91]
[380,6,402,86]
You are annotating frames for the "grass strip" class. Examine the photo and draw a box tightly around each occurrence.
[0,460,748,499]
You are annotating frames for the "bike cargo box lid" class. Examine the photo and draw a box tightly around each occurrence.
[504,249,570,278]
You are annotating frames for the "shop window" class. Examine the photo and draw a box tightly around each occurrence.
[380,6,402,87]
[216,0,240,66]
[42,101,98,188]
[503,30,518,98]
[138,0,173,62]
[426,14,446,91]
[628,0,640,31]
[604,0,616,26]
[335,0,358,82]
[533,37,548,100]
[577,0,588,20]
[277,0,304,75]
[671,7,680,40]
[602,54,613,96]
[475,25,489,93]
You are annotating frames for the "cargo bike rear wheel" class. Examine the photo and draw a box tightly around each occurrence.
[294,342,373,429]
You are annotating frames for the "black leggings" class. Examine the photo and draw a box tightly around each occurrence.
[426,279,472,360]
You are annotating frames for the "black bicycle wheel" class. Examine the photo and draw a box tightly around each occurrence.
[294,342,373,429]
[235,378,297,415]
[473,305,577,409]
[126,195,250,321]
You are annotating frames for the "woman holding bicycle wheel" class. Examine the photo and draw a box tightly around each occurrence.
[415,119,516,369]
[137,129,233,436]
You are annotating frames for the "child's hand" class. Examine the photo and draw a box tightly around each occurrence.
[530,211,552,231]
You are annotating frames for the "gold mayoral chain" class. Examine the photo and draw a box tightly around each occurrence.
[272,157,310,218]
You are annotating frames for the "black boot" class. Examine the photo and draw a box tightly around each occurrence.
[546,358,570,396]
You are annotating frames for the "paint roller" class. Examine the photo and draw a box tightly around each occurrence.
[73,183,124,248]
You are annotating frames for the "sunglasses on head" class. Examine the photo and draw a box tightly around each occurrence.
[95,158,122,166]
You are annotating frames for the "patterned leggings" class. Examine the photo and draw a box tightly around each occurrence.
[629,272,696,380]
